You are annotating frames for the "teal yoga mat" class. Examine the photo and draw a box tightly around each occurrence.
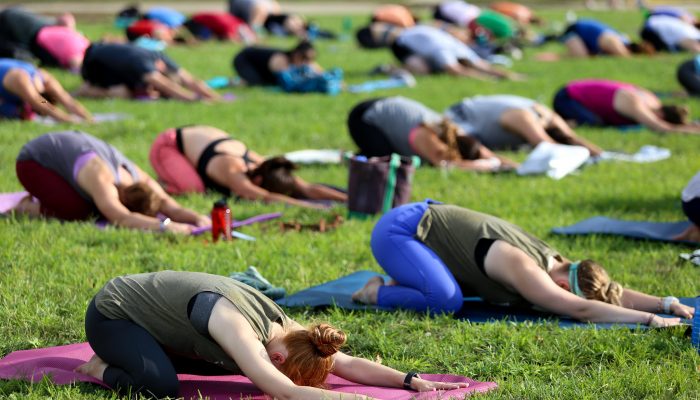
[276,271,694,329]
[552,216,694,245]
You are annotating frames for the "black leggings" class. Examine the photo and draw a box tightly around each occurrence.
[683,197,700,227]
[85,294,227,399]
[347,99,395,157]
[677,59,700,96]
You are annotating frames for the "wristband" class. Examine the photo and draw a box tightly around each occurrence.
[663,296,679,314]
[159,218,171,232]
[646,313,655,326]
[403,372,420,390]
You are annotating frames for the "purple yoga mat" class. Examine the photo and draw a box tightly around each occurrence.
[191,212,283,236]
[0,191,29,214]
[0,343,497,399]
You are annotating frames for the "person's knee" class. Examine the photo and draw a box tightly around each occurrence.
[140,374,179,399]
[428,286,463,314]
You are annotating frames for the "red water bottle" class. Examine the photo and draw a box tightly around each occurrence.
[211,199,232,242]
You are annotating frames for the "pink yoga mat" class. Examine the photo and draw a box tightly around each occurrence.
[0,191,29,214]
[0,343,497,399]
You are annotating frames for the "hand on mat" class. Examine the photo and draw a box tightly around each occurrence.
[649,315,682,328]
[194,215,212,227]
[166,221,195,234]
[670,302,694,319]
[411,377,469,391]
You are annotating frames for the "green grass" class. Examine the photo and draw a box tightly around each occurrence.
[1,9,700,399]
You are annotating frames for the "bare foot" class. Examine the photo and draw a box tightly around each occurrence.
[75,354,108,381]
[11,195,40,217]
[351,276,384,304]
[672,224,700,243]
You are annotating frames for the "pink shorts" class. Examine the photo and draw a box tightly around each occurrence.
[149,128,205,194]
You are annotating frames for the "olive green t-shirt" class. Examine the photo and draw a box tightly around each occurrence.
[95,270,290,374]
[416,204,561,305]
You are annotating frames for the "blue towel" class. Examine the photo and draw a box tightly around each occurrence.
[552,216,694,245]
[276,271,693,329]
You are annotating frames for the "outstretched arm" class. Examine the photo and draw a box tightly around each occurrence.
[4,70,77,123]
[621,288,693,318]
[174,68,222,101]
[332,352,468,391]
[79,161,193,234]
[133,166,210,227]
[209,299,370,400]
[143,71,198,101]
[228,173,328,208]
[40,70,92,121]
[293,176,347,202]
[411,128,506,172]
[486,240,685,326]
[614,90,700,134]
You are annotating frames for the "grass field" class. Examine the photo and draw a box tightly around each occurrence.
[1,8,700,399]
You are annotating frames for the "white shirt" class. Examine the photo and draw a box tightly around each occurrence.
[396,25,482,70]
[646,15,700,49]
[682,171,700,202]
[439,1,481,27]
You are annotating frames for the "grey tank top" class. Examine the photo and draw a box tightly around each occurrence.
[95,271,291,374]
[362,96,441,156]
[445,95,537,150]
[16,131,139,202]
[416,204,561,306]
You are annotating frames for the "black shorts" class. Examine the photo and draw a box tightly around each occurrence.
[683,197,700,227]
[677,59,700,96]
[81,43,179,89]
[390,40,414,64]
[347,98,395,157]
[640,26,668,51]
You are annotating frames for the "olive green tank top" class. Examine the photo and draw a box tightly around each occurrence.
[416,204,561,305]
[95,270,290,373]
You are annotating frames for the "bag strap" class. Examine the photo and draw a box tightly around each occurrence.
[381,153,401,213]
[411,155,421,168]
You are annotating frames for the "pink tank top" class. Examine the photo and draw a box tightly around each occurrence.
[566,79,637,126]
[35,26,90,69]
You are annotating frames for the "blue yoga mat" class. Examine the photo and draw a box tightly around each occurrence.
[276,271,693,329]
[552,216,694,245]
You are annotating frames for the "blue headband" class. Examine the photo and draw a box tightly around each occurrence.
[568,261,585,298]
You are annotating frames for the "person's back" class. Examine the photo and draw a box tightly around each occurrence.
[34,25,89,69]
[361,96,441,156]
[0,8,52,47]
[645,15,700,51]
[445,95,535,149]
[233,46,282,85]
[17,131,137,201]
[567,19,622,53]
[566,79,637,125]
[82,42,177,89]
[435,1,481,27]
[0,58,39,101]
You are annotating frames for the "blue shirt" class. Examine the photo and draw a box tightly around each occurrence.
[0,58,39,104]
[564,19,628,55]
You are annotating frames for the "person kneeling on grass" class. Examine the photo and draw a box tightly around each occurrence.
[353,201,694,327]
[232,40,320,86]
[677,56,700,96]
[0,58,91,123]
[76,270,467,399]
[559,19,654,58]
[553,79,700,134]
[347,96,517,172]
[389,25,523,80]
[674,171,700,243]
[445,94,603,156]
[12,131,209,234]
[76,42,221,101]
[149,125,346,208]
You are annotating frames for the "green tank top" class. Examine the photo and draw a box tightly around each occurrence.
[416,204,561,305]
[95,270,290,373]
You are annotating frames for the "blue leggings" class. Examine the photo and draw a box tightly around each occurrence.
[371,201,463,314]
[552,87,603,126]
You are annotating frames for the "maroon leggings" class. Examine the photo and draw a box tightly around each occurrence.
[15,160,97,220]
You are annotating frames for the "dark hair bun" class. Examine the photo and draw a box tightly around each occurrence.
[309,324,346,357]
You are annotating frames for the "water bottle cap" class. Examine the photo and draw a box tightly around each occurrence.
[214,199,228,207]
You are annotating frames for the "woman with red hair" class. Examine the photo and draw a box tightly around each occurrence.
[77,270,466,399]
